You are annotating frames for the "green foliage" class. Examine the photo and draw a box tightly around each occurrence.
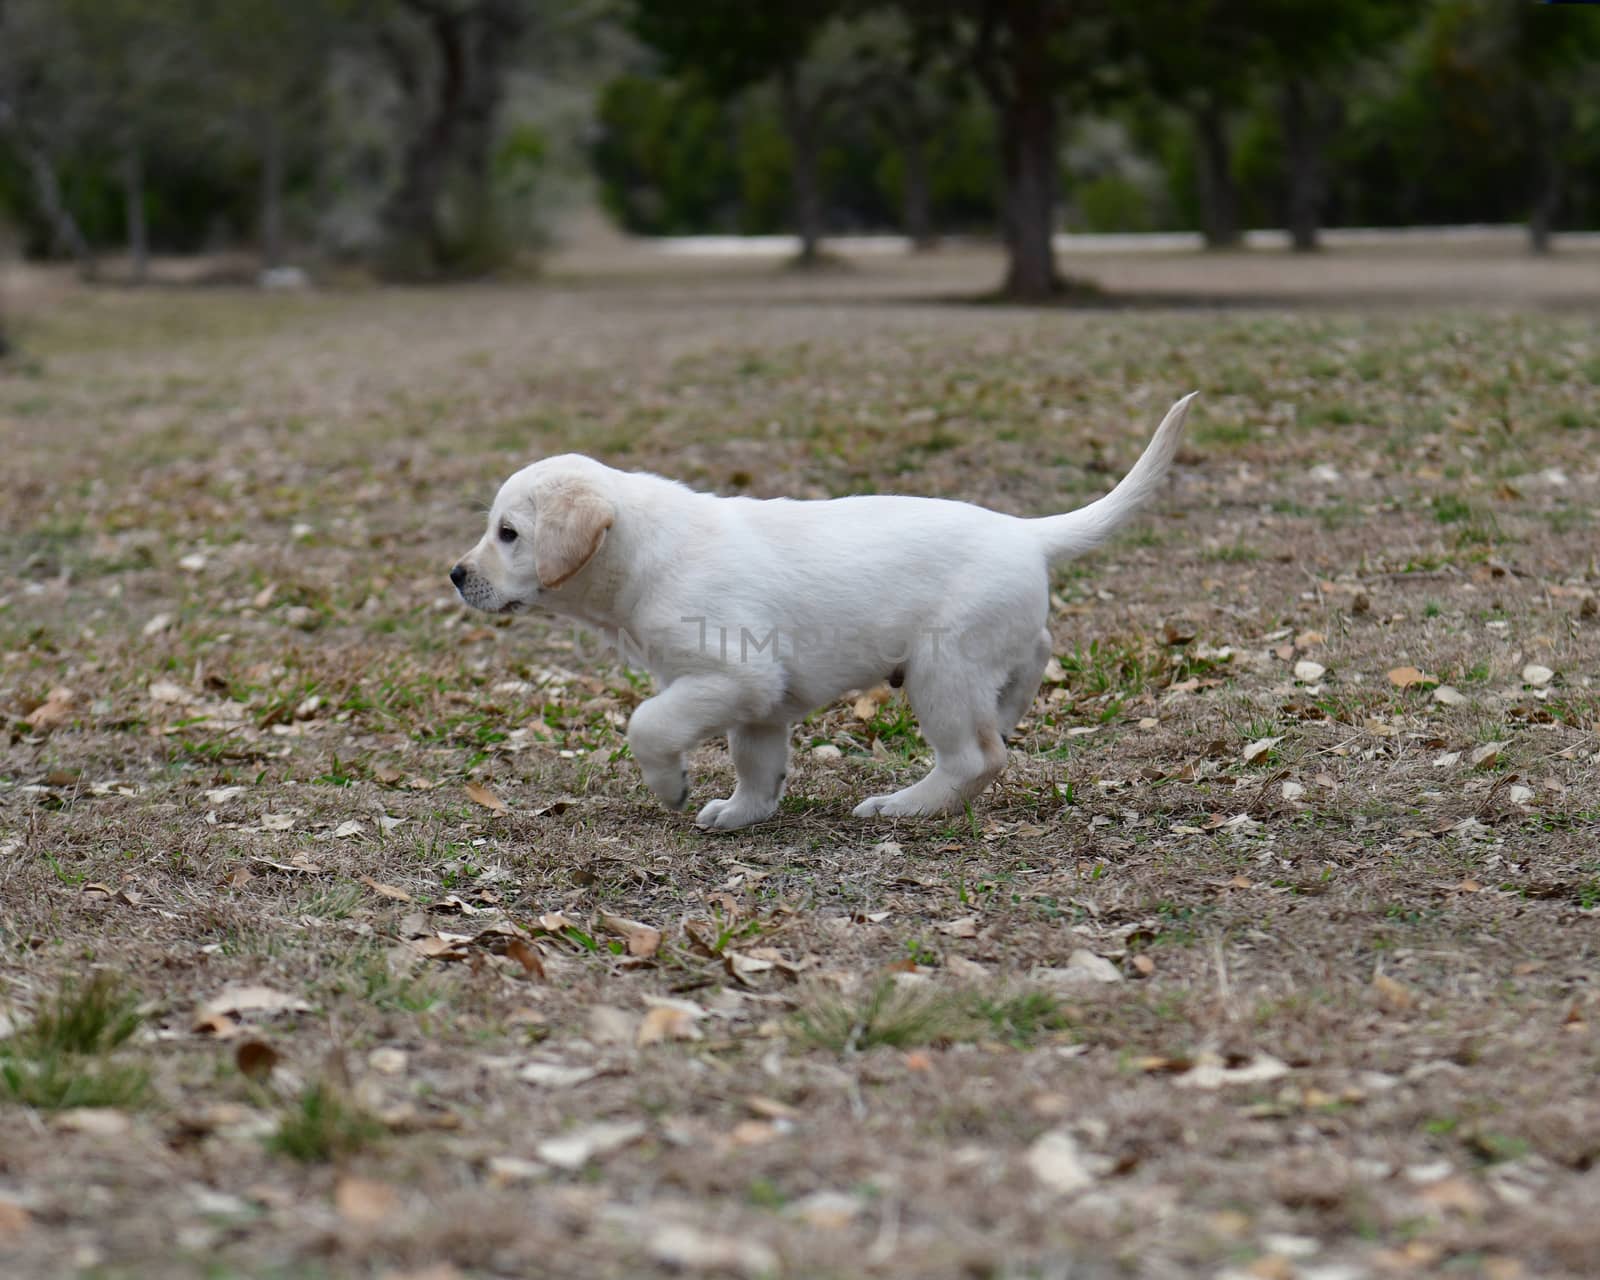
[0,972,150,1110]
[268,1081,383,1163]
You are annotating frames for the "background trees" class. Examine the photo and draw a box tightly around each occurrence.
[0,0,1596,291]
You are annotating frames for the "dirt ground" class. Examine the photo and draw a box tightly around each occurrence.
[2,240,1598,1280]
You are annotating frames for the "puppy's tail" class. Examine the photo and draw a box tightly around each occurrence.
[1030,392,1196,563]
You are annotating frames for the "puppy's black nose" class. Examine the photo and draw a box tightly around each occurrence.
[449,564,467,589]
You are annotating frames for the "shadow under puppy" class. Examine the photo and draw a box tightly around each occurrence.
[452,393,1195,830]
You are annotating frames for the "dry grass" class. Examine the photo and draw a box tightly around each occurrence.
[2,243,1599,1279]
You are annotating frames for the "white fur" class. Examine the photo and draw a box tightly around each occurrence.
[452,393,1196,829]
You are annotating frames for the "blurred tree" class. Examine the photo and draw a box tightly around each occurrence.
[0,0,101,277]
[186,0,342,273]
[846,10,966,250]
[592,73,740,233]
[1120,1,1259,249]
[363,0,534,278]
[1250,0,1409,251]
[1425,0,1600,253]
[902,0,1120,299]
[628,0,851,265]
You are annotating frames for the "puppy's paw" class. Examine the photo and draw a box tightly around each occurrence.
[695,796,776,831]
[852,794,894,819]
[853,792,939,819]
[640,761,690,810]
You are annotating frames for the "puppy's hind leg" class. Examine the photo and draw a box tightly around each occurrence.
[853,670,1008,820]
[997,628,1053,742]
[696,722,790,831]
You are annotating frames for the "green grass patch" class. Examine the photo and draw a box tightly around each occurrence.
[0,973,150,1110]
[267,1081,384,1163]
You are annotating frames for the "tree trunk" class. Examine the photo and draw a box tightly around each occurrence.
[1192,100,1241,250]
[1281,77,1329,253]
[901,132,936,251]
[994,0,1060,300]
[379,0,521,278]
[122,142,148,284]
[260,113,285,271]
[1526,88,1567,256]
[0,106,96,279]
[777,63,824,267]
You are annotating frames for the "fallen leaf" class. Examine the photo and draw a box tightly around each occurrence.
[333,820,365,839]
[599,911,662,958]
[637,999,704,1046]
[1281,780,1306,801]
[1417,1175,1488,1216]
[465,782,508,814]
[24,687,75,732]
[54,1107,131,1137]
[535,1121,645,1170]
[1242,737,1281,763]
[648,1224,777,1278]
[234,1039,279,1082]
[786,1190,862,1229]
[1470,742,1506,770]
[1373,973,1416,1012]
[368,1047,409,1076]
[1034,950,1121,988]
[1433,685,1467,707]
[724,950,777,986]
[518,1061,601,1088]
[504,938,545,978]
[1173,1052,1290,1090]
[0,1197,29,1242]
[334,1175,399,1227]
[193,985,311,1034]
[1292,660,1325,682]
[1520,663,1554,688]
[1026,1129,1100,1194]
[1389,666,1430,688]
[935,916,979,939]
[359,875,412,902]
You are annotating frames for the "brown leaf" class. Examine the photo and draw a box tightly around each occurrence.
[0,1197,30,1242]
[1388,666,1430,689]
[1417,1175,1488,1216]
[193,985,311,1034]
[464,782,508,813]
[504,938,545,978]
[935,916,979,939]
[358,875,412,903]
[24,687,75,732]
[223,866,254,889]
[724,950,777,986]
[1373,972,1416,1013]
[599,911,661,958]
[637,1001,703,1046]
[1163,619,1198,645]
[234,1039,280,1082]
[334,1175,399,1226]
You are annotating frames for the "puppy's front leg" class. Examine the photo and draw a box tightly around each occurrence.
[626,675,750,812]
[696,722,790,831]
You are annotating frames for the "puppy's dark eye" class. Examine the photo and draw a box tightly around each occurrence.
[498,525,518,544]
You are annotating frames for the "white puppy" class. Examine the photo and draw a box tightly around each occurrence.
[452,393,1195,830]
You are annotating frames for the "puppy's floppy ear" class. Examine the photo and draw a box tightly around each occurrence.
[533,474,615,589]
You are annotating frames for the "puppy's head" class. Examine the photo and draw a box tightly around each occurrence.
[451,458,615,614]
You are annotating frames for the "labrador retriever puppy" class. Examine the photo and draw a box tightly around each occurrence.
[452,392,1195,830]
